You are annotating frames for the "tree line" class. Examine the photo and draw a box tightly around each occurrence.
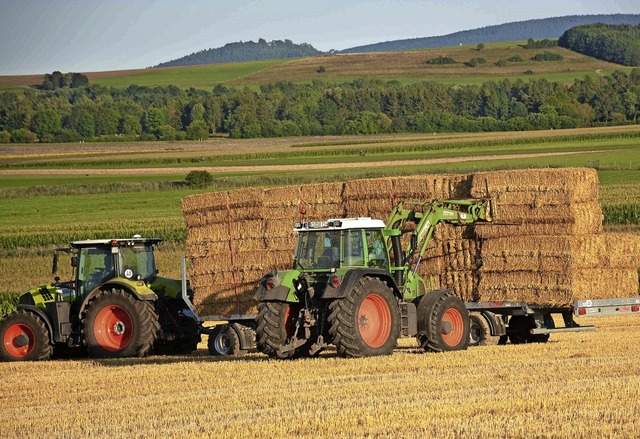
[342,14,639,53]
[155,39,323,68]
[559,23,640,66]
[1,70,639,143]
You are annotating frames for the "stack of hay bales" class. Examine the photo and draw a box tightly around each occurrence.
[470,168,640,306]
[182,167,640,315]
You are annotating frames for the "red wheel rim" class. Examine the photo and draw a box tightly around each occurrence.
[94,305,133,352]
[358,294,392,348]
[441,307,464,347]
[3,323,36,358]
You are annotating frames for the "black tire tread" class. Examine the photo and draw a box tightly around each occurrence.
[418,290,470,353]
[327,276,399,358]
[0,310,52,361]
[82,288,160,358]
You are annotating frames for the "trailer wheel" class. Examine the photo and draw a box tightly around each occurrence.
[83,288,159,358]
[417,290,470,352]
[0,310,52,361]
[255,301,300,359]
[507,316,531,344]
[529,315,555,343]
[468,313,487,347]
[328,276,400,358]
[508,315,554,344]
[208,324,245,356]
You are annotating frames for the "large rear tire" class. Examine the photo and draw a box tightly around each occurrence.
[255,301,300,359]
[82,288,159,358]
[0,310,52,361]
[328,277,400,358]
[417,290,470,352]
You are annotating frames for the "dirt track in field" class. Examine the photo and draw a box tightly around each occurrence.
[0,150,600,176]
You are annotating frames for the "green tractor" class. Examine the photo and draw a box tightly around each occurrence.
[253,199,493,359]
[0,237,200,361]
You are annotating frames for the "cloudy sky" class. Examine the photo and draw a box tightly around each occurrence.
[0,0,638,75]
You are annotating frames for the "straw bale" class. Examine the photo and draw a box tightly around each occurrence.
[488,201,603,225]
[343,178,393,201]
[437,271,477,302]
[393,174,471,200]
[344,199,392,220]
[181,191,229,215]
[470,168,599,205]
[185,223,229,244]
[477,268,639,306]
[263,186,301,208]
[474,210,603,238]
[196,298,258,316]
[230,219,266,241]
[265,236,297,251]
[480,234,640,272]
[302,182,344,203]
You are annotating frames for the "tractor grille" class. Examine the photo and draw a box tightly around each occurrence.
[39,288,53,301]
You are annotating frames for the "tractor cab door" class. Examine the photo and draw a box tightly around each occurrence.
[117,243,157,282]
[77,247,115,297]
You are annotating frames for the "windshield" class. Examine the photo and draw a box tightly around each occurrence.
[295,231,340,269]
[118,245,156,281]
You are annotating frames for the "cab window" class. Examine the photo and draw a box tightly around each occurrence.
[366,230,388,268]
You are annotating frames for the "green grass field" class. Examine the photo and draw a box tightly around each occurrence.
[0,40,629,90]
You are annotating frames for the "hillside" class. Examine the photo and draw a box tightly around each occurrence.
[341,14,640,54]
[155,39,323,68]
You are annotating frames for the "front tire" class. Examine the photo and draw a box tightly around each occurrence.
[0,310,52,361]
[328,276,400,358]
[82,288,159,358]
[417,290,470,352]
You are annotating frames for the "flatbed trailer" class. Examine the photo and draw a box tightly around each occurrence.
[464,297,640,345]
[196,296,640,356]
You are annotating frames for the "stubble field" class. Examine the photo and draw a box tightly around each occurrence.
[1,316,640,438]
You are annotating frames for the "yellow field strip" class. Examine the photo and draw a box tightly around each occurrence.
[0,150,603,176]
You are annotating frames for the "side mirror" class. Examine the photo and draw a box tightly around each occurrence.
[71,256,78,268]
[52,253,58,275]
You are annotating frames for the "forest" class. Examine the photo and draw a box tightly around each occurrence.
[559,23,640,66]
[1,70,639,143]
[343,14,640,54]
[155,39,323,68]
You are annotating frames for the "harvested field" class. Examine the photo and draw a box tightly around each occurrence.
[1,316,640,438]
[182,167,640,314]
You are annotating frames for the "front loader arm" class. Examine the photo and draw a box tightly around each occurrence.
[386,199,493,272]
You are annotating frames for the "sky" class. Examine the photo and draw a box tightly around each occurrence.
[0,0,638,76]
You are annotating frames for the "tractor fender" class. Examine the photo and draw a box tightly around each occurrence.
[253,284,291,302]
[78,281,158,317]
[15,304,54,344]
[230,321,257,351]
[322,268,402,300]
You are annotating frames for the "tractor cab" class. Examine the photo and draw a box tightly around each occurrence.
[51,238,162,299]
[70,238,160,297]
[293,218,390,272]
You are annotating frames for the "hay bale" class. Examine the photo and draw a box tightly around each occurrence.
[480,234,640,272]
[470,168,599,205]
[477,268,639,306]
[393,174,471,200]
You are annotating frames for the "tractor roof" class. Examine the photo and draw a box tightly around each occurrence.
[70,237,162,248]
[294,218,385,231]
